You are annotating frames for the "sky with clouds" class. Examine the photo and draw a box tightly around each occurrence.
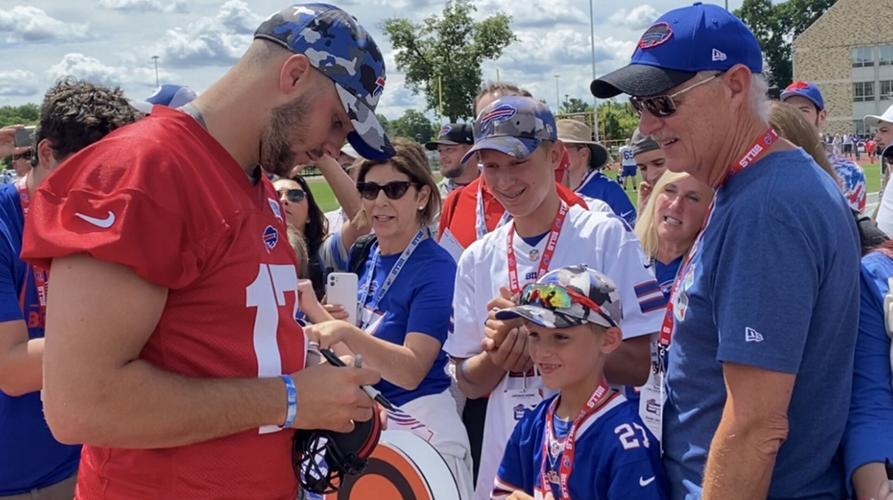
[1,0,750,120]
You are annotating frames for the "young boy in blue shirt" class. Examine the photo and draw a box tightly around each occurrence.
[490,265,667,500]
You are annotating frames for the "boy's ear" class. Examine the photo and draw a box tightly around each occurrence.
[600,325,623,354]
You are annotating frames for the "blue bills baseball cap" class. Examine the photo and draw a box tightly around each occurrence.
[591,2,763,98]
[254,3,394,160]
[461,96,557,165]
[780,81,825,111]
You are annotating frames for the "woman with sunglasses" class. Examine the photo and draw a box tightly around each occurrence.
[300,139,474,497]
[273,175,329,299]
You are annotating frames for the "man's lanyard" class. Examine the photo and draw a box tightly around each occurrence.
[475,179,511,240]
[540,379,616,500]
[658,129,779,367]
[357,229,426,327]
[506,201,568,295]
[16,178,48,315]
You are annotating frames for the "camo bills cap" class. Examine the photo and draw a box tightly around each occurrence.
[496,264,623,330]
[255,3,394,160]
[461,95,557,165]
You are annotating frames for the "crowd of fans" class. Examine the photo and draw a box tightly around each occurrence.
[1,2,892,500]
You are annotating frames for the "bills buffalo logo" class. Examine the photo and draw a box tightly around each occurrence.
[373,76,386,97]
[479,104,516,134]
[438,124,451,138]
[638,22,673,49]
[263,225,279,251]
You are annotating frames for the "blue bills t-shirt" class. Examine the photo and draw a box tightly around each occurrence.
[662,149,860,499]
[356,237,453,406]
[493,393,668,499]
[0,183,80,495]
[577,171,637,226]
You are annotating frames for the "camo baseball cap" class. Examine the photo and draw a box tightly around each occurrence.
[496,265,623,330]
[461,95,557,165]
[254,4,394,160]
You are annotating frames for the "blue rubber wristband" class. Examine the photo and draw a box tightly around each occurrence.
[281,375,297,428]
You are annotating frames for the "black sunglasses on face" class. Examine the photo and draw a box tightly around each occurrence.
[356,181,418,200]
[279,189,306,203]
[630,73,720,118]
[12,150,32,162]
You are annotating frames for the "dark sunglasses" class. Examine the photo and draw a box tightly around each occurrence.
[12,150,33,162]
[629,73,720,118]
[356,181,418,200]
[278,189,306,203]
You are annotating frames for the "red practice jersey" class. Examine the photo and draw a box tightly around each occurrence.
[22,106,305,499]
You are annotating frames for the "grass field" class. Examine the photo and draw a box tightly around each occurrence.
[307,161,883,213]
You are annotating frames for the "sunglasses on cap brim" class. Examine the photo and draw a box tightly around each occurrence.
[356,181,419,200]
[520,283,617,328]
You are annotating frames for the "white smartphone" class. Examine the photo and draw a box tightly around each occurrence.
[326,272,359,326]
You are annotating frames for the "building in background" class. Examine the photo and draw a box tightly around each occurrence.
[792,0,893,135]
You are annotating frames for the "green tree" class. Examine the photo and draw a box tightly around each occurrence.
[389,109,436,144]
[559,97,592,115]
[597,101,638,142]
[384,0,515,122]
[735,0,836,91]
[0,104,39,128]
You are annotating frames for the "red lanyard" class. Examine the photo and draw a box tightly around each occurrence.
[506,201,568,294]
[658,129,779,361]
[16,179,48,316]
[540,379,616,500]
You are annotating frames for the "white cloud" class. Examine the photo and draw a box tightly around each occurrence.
[98,0,188,13]
[0,70,40,96]
[0,5,88,43]
[473,0,587,28]
[608,5,660,31]
[152,0,260,68]
[46,53,174,91]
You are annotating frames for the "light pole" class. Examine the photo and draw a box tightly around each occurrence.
[554,74,560,112]
[589,0,600,141]
[152,56,159,87]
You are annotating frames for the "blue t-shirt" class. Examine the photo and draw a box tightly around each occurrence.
[843,251,893,491]
[662,149,860,499]
[493,393,668,499]
[0,184,80,494]
[576,171,636,226]
[356,237,453,406]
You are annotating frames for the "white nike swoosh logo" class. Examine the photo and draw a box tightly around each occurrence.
[75,211,115,228]
[639,476,656,487]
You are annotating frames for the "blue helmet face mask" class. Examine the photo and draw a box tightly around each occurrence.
[255,3,394,160]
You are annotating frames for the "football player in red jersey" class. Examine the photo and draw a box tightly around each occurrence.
[20,5,393,499]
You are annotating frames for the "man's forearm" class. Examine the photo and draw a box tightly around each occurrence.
[0,337,44,396]
[46,359,288,449]
[702,418,782,499]
[318,157,362,219]
[455,352,505,399]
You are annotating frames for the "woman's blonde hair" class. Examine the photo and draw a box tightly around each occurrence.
[768,101,838,182]
[353,137,441,228]
[634,171,700,259]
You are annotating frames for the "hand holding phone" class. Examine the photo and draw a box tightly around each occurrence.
[14,126,35,148]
